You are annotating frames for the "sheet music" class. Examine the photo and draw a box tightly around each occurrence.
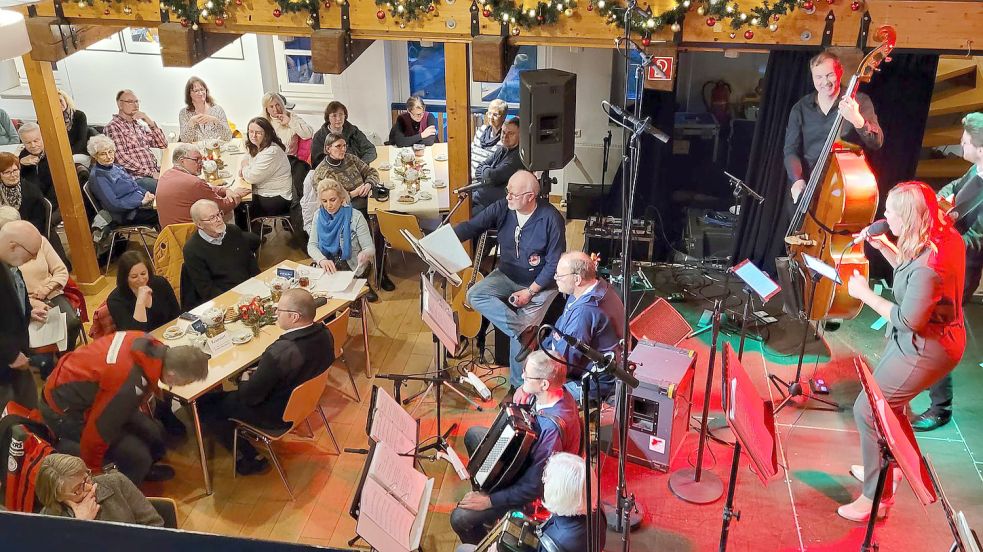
[370,388,418,458]
[421,275,459,356]
[369,441,427,515]
[420,224,471,274]
[724,343,779,485]
[328,278,367,302]
[801,253,842,285]
[359,477,415,552]
[29,306,66,349]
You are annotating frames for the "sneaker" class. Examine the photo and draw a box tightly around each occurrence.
[144,463,176,482]
[837,495,889,522]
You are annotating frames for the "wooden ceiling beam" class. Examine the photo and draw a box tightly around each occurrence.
[158,23,243,67]
[25,16,123,63]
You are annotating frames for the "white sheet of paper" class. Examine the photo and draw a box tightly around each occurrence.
[330,278,366,302]
[421,224,471,275]
[29,306,66,348]
[358,477,415,552]
[189,300,216,317]
[369,441,427,515]
[314,270,355,293]
[371,388,417,459]
[232,279,271,298]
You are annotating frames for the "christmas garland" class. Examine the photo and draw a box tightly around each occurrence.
[159,0,201,28]
[591,0,687,45]
[374,0,441,25]
[75,0,141,16]
[477,0,577,34]
[272,0,326,27]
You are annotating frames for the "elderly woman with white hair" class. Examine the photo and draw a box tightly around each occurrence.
[454,452,596,552]
[470,99,509,176]
[86,134,158,226]
[307,178,378,302]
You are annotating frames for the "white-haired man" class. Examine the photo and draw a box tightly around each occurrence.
[181,199,260,308]
[451,350,581,545]
[155,143,246,227]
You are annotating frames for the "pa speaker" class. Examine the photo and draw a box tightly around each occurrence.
[519,69,576,171]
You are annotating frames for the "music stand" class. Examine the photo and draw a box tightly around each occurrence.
[926,456,981,552]
[854,357,937,552]
[770,254,840,413]
[726,259,781,410]
[719,342,779,552]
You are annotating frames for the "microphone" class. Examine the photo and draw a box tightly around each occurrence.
[553,330,639,388]
[601,101,670,143]
[455,181,492,195]
[851,219,889,245]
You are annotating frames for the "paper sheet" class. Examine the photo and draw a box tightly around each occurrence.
[370,388,417,458]
[369,441,427,515]
[29,306,66,350]
[420,224,471,275]
[232,279,272,298]
[328,278,366,302]
[358,478,414,552]
[312,270,355,293]
[189,300,216,317]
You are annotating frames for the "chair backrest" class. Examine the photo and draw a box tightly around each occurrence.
[148,497,178,529]
[41,197,52,238]
[376,210,423,254]
[81,181,101,213]
[324,308,351,357]
[281,369,330,429]
[153,223,197,299]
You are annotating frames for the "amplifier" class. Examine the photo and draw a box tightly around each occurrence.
[584,216,655,262]
[610,340,696,471]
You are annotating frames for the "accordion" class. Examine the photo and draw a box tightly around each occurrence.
[468,404,538,493]
[475,512,541,552]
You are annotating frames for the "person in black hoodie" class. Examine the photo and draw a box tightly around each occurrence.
[312,101,377,167]
[388,96,439,147]
[107,251,181,332]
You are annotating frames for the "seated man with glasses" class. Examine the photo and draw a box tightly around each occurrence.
[453,170,566,395]
[450,350,582,545]
[155,144,248,228]
[198,288,335,475]
[471,118,523,215]
[103,90,168,193]
[181,199,260,309]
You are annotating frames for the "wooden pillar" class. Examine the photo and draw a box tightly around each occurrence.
[22,54,105,293]
[444,42,471,229]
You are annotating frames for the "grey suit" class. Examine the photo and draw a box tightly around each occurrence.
[853,226,966,499]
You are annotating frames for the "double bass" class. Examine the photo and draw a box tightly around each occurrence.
[783,26,896,321]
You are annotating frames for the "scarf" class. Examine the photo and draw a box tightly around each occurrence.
[477,124,502,149]
[63,107,75,132]
[0,183,23,210]
[316,204,353,261]
[404,112,429,135]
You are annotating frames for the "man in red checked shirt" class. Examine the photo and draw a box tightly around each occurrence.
[103,89,168,193]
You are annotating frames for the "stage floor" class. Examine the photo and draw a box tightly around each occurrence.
[109,242,981,551]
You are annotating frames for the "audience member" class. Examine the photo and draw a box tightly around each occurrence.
[1,207,80,354]
[41,331,208,485]
[451,351,581,544]
[303,133,379,219]
[453,171,565,390]
[260,92,313,160]
[107,250,180,332]
[0,152,57,240]
[199,288,334,475]
[155,143,245,227]
[36,454,164,526]
[471,117,523,213]
[178,76,233,143]
[389,96,438,147]
[470,99,508,176]
[306,179,377,302]
[17,122,61,213]
[543,251,625,401]
[312,101,377,167]
[58,89,92,170]
[103,89,167,192]
[85,135,158,227]
[0,108,17,146]
[181,199,260,309]
[0,220,47,410]
[241,117,297,227]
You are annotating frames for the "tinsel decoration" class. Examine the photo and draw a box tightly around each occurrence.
[478,0,577,29]
[375,0,441,23]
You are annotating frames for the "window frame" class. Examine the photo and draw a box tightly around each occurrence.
[271,35,335,100]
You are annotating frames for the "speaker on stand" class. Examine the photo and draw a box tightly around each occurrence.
[519,69,577,197]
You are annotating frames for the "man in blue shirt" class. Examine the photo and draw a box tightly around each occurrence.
[544,251,625,401]
[451,351,582,545]
[454,170,566,390]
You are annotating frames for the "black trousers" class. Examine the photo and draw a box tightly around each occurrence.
[195,390,282,459]
[449,426,510,545]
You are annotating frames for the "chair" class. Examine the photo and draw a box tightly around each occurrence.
[82,181,157,275]
[375,210,424,288]
[148,497,178,529]
[231,369,340,500]
[41,197,53,238]
[324,307,360,403]
[153,223,197,302]
[248,210,296,263]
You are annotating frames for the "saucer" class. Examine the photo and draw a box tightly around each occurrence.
[379,163,392,171]
[433,180,447,188]
[434,154,448,161]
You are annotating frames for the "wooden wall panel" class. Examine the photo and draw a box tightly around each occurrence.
[866,0,983,52]
[348,0,471,40]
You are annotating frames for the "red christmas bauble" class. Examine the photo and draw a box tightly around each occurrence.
[850,0,861,9]
[215,16,224,25]
[273,7,282,16]
[235,0,242,5]
[802,0,814,9]
[772,14,779,21]
[705,16,715,26]
[103,7,110,14]
[641,37,651,46]
[180,17,189,26]
[537,14,543,21]
[323,1,330,7]
[376,9,385,18]
[482,8,491,16]
[428,3,435,11]
[587,2,593,11]
[744,29,754,39]
[826,0,834,4]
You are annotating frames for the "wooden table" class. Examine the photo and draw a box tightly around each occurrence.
[159,138,252,200]
[152,260,371,495]
[367,143,451,215]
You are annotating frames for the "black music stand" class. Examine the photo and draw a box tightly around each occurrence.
[719,342,779,552]
[770,254,840,413]
[925,456,981,552]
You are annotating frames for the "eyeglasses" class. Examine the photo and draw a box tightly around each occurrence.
[1,168,19,177]
[522,372,547,381]
[191,88,207,93]
[506,190,534,199]
[119,99,140,104]
[182,156,204,163]
[95,150,116,157]
[200,213,223,223]
[71,470,93,496]
[276,308,300,316]
[330,143,348,149]
[554,272,576,280]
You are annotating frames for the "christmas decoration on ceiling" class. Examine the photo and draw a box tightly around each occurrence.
[374,0,441,23]
[477,0,578,32]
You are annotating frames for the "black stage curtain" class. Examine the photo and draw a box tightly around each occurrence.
[732,50,938,278]
[731,50,815,273]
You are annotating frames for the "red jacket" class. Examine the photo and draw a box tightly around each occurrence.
[43,332,165,472]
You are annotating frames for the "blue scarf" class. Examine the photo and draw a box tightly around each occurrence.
[317,204,352,261]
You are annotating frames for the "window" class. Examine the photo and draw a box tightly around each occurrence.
[478,46,538,105]
[271,36,333,100]
[407,41,446,101]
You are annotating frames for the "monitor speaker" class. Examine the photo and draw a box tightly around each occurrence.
[519,69,576,171]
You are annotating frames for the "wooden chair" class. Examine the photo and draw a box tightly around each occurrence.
[375,210,424,289]
[148,497,178,529]
[82,181,157,275]
[324,307,360,403]
[231,369,340,500]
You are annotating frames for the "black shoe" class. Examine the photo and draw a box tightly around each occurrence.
[144,463,176,482]
[236,455,270,476]
[365,288,379,303]
[823,319,842,332]
[912,411,951,432]
[380,275,396,292]
[514,326,539,364]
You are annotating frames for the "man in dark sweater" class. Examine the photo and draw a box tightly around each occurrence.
[0,221,47,410]
[471,118,524,213]
[180,199,260,309]
[198,289,335,475]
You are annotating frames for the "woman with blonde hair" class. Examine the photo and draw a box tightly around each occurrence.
[470,99,508,176]
[841,181,966,522]
[178,76,233,143]
[260,92,313,159]
[35,454,164,526]
[56,89,91,166]
[306,178,377,302]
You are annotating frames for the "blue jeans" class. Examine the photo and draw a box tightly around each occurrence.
[467,269,558,387]
[135,176,157,193]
